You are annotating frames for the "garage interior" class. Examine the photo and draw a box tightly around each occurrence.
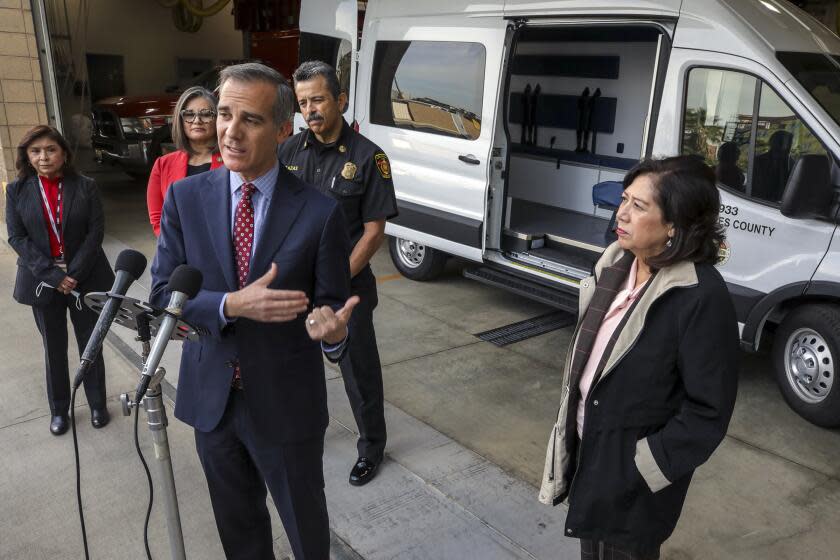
[41,0,305,255]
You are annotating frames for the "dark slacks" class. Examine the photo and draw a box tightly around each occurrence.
[194,389,330,560]
[31,294,107,415]
[339,278,386,461]
[580,540,661,560]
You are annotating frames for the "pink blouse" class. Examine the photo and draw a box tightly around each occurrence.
[577,258,648,438]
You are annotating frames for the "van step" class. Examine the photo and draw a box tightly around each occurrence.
[463,266,579,313]
[475,311,576,346]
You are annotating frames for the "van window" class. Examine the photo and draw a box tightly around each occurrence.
[370,41,486,140]
[298,32,353,111]
[682,68,827,205]
[682,68,757,193]
[752,85,827,203]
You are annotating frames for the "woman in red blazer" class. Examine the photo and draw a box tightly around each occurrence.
[147,86,224,236]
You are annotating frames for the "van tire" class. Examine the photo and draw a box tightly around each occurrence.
[773,304,840,427]
[388,236,447,281]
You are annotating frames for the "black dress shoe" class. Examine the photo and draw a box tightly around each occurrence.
[91,408,110,429]
[50,414,69,436]
[349,457,379,486]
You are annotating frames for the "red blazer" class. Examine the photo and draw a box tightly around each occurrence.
[147,149,223,236]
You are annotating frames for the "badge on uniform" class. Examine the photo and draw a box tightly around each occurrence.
[341,162,357,180]
[374,153,391,179]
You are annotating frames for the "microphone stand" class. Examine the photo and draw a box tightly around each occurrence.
[82,290,192,560]
[121,310,186,560]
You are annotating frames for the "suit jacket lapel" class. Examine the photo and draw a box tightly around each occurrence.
[60,175,78,237]
[23,176,51,252]
[247,167,306,284]
[201,167,237,291]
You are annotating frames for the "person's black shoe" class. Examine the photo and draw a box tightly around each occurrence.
[50,414,69,436]
[349,457,379,486]
[91,408,110,429]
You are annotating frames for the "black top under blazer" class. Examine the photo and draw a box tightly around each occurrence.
[5,174,115,306]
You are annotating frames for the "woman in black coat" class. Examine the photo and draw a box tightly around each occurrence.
[6,125,115,435]
[539,156,739,559]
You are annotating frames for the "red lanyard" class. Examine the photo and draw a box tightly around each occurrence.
[38,177,63,257]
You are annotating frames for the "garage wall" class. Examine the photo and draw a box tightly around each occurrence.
[0,1,49,189]
[64,0,244,97]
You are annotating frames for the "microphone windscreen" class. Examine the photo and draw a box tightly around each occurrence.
[168,265,203,299]
[115,249,147,280]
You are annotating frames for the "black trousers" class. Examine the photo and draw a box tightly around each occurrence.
[339,280,386,461]
[194,389,330,560]
[580,540,661,560]
[31,294,107,415]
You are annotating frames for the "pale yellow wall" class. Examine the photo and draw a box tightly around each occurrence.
[0,0,48,189]
[66,0,244,96]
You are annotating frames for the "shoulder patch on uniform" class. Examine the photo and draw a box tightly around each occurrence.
[374,153,391,179]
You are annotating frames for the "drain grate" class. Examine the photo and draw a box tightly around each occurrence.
[475,311,576,347]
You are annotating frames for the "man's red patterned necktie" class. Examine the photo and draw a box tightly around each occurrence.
[232,182,255,384]
[234,183,256,289]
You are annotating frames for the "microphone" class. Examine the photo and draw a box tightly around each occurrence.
[73,249,147,390]
[134,265,203,402]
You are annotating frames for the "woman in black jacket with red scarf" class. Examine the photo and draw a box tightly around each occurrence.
[539,156,739,559]
[6,126,115,435]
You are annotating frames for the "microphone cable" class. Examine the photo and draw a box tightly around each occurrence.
[69,384,90,560]
[133,395,155,560]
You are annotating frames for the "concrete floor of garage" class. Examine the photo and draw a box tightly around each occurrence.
[5,154,840,559]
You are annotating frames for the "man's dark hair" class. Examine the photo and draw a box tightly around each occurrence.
[217,62,295,126]
[293,60,342,100]
[15,125,77,180]
[623,155,725,269]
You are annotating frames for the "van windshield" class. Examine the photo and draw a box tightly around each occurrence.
[778,51,840,129]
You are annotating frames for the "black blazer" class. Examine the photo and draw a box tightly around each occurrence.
[6,174,114,306]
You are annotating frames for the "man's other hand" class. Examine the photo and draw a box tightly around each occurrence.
[305,296,360,345]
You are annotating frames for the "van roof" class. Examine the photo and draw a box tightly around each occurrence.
[366,0,840,56]
[677,0,840,58]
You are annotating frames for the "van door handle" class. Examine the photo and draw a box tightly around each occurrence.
[458,154,480,165]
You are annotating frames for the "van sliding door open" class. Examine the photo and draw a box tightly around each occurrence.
[365,18,509,264]
[488,22,672,286]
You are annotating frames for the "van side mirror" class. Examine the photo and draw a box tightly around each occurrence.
[780,154,832,219]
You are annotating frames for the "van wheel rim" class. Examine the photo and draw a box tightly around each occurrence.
[397,238,425,269]
[785,328,834,404]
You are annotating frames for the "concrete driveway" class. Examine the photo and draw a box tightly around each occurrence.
[4,158,836,559]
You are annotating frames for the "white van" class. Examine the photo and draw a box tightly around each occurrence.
[298,0,840,427]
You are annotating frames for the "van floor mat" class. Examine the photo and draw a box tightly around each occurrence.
[475,311,575,347]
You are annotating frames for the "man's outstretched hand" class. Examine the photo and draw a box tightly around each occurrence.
[224,263,309,322]
[305,295,360,345]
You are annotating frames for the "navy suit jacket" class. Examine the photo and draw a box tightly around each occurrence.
[150,164,351,443]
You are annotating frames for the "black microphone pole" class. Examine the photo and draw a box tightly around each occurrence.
[124,264,202,560]
[72,249,147,389]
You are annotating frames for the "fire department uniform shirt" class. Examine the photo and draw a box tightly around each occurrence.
[278,120,399,251]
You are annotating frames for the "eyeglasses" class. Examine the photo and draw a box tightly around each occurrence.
[180,109,216,123]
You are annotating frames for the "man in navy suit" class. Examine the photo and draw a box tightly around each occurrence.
[151,63,357,560]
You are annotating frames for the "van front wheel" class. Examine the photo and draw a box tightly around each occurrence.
[773,304,840,427]
[388,236,447,281]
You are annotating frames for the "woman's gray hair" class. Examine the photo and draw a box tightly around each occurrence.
[293,60,341,100]
[217,62,295,127]
[172,86,218,155]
